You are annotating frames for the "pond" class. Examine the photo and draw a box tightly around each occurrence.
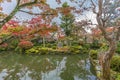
[0,52,98,80]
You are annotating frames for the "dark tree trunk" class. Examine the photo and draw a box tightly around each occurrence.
[101,41,116,80]
[102,54,111,80]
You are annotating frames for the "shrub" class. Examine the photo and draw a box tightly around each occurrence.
[115,74,120,80]
[0,31,11,38]
[25,48,39,54]
[116,48,120,54]
[39,48,49,54]
[100,43,108,50]
[90,40,101,49]
[110,56,120,72]
[0,43,8,51]
[83,43,90,49]
[116,42,120,54]
[25,45,90,55]
[8,26,23,33]
[89,50,98,59]
[10,39,19,48]
[25,46,53,54]
[18,40,33,49]
[52,46,56,49]
[69,46,88,54]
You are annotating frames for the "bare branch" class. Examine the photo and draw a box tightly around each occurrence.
[19,0,37,8]
[90,0,97,14]
[98,0,103,16]
[19,10,54,15]
[0,0,39,28]
[79,0,87,7]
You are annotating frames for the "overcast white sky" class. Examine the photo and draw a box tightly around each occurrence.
[1,0,97,25]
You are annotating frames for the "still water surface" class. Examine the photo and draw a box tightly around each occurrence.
[0,53,97,80]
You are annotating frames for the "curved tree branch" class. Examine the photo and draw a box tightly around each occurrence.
[0,0,38,28]
[19,9,54,15]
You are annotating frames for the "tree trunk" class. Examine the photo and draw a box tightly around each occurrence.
[101,41,116,80]
[102,55,111,80]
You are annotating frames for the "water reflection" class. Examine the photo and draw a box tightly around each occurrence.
[0,53,97,80]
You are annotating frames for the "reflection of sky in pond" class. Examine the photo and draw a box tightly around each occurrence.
[41,57,66,80]
[0,54,98,80]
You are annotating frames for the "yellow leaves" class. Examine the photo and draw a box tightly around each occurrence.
[8,26,24,33]
[39,0,46,3]
[0,0,3,3]
[0,30,11,38]
[0,0,12,3]
[0,12,8,20]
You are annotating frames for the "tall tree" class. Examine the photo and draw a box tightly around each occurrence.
[90,0,120,80]
[60,2,75,37]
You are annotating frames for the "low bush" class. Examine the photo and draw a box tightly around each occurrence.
[18,40,33,49]
[110,56,120,72]
[25,45,89,55]
[116,42,120,54]
[89,50,98,59]
[0,43,8,51]
[115,73,120,80]
[90,40,101,49]
[25,47,56,54]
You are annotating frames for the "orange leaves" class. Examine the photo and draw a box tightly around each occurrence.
[106,27,114,32]
[92,27,115,37]
[1,16,58,41]
[18,40,33,49]
[0,29,11,38]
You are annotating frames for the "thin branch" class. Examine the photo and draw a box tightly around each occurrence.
[98,0,103,16]
[0,0,38,28]
[90,0,97,14]
[19,0,37,8]
[19,10,54,15]
[79,0,87,7]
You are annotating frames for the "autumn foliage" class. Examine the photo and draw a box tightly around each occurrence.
[18,40,33,49]
[0,15,59,50]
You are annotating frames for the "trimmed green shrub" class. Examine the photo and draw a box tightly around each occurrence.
[70,46,82,53]
[0,43,8,51]
[110,56,120,72]
[83,43,90,49]
[90,40,101,49]
[89,50,98,59]
[116,42,120,54]
[115,74,120,80]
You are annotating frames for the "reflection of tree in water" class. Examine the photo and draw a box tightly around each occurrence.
[0,53,63,80]
[60,55,96,80]
[0,53,97,80]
